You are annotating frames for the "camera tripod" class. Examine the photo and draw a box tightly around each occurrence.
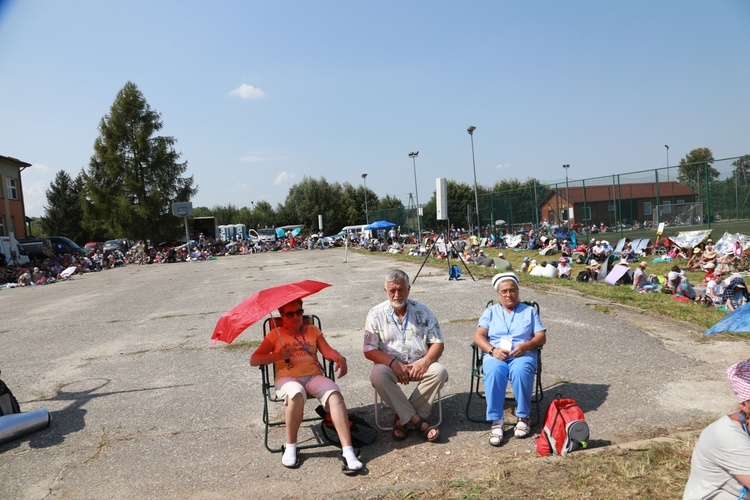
[413,230,475,283]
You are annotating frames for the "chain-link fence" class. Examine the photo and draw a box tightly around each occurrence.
[369,155,749,236]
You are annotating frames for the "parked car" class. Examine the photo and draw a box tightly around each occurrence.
[48,236,87,256]
[84,241,104,255]
[103,239,131,254]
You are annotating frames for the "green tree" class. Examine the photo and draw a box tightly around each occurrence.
[677,147,719,188]
[82,81,198,243]
[282,177,344,233]
[40,169,86,243]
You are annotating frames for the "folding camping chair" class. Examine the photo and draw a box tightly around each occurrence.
[260,314,336,453]
[465,300,544,426]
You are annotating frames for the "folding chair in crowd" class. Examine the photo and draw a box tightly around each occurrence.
[465,300,544,426]
[260,314,335,453]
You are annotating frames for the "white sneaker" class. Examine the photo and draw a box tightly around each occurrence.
[514,419,530,438]
[489,425,504,447]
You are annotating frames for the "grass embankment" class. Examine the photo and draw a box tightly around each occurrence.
[419,437,695,499]
[382,246,737,331]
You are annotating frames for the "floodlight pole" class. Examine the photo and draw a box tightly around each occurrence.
[467,126,480,233]
[409,151,421,237]
[563,164,571,227]
[665,145,670,181]
[362,173,369,224]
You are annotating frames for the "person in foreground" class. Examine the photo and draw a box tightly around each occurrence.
[473,272,547,446]
[684,359,750,499]
[250,299,363,473]
[364,269,448,442]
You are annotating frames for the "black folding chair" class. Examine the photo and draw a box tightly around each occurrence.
[260,314,336,453]
[465,300,544,426]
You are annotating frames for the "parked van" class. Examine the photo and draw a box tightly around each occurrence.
[18,237,54,259]
[258,228,277,243]
[0,233,30,266]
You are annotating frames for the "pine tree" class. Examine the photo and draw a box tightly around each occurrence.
[40,170,85,242]
[83,81,197,243]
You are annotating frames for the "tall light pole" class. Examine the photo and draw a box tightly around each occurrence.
[665,144,670,181]
[361,173,369,224]
[563,164,571,227]
[467,126,480,232]
[408,151,421,237]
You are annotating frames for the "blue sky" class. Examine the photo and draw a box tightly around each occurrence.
[1,0,748,217]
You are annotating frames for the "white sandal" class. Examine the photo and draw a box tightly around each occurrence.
[514,418,531,438]
[489,425,504,447]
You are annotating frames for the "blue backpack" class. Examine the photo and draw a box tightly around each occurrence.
[448,265,461,280]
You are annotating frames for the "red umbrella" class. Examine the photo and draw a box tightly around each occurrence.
[211,280,331,345]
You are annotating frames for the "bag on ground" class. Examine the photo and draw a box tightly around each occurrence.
[576,270,589,283]
[0,373,21,416]
[448,265,461,280]
[316,405,377,448]
[535,394,589,457]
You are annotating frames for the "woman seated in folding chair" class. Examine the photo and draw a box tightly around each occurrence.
[473,272,547,447]
[250,299,363,473]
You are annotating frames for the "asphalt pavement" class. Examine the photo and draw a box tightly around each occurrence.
[1,248,747,499]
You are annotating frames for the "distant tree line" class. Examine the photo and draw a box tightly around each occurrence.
[35,82,748,242]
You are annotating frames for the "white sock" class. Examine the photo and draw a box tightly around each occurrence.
[282,443,297,467]
[342,445,362,470]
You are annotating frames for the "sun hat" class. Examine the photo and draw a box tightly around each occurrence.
[704,262,716,269]
[726,360,750,403]
[704,251,716,259]
[523,257,530,262]
[497,252,504,258]
[492,272,519,290]
[693,247,701,254]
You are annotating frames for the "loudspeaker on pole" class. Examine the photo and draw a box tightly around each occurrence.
[436,178,448,220]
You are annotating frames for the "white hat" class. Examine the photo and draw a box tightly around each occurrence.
[705,262,716,269]
[492,272,519,290]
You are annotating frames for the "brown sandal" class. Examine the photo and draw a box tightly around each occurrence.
[416,418,440,442]
[392,417,408,441]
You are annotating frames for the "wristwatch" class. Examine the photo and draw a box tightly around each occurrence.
[488,347,495,357]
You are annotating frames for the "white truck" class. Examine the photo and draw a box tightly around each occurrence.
[0,233,30,266]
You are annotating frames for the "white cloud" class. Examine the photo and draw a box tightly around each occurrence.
[229,83,266,100]
[21,163,55,217]
[239,153,284,163]
[274,171,295,186]
[495,163,511,170]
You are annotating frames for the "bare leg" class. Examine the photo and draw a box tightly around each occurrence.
[327,392,352,447]
[327,393,363,471]
[285,393,305,444]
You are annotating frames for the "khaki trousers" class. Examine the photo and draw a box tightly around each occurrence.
[370,361,448,424]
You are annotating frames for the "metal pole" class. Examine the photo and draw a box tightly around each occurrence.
[665,145,670,182]
[409,152,421,237]
[563,164,570,227]
[736,169,740,221]
[467,126,480,232]
[362,173,369,224]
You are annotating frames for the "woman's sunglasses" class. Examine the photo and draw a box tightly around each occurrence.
[281,309,304,319]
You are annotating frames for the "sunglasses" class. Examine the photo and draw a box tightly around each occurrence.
[281,309,304,319]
